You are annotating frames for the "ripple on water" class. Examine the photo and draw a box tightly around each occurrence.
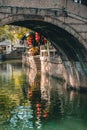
[0,61,87,130]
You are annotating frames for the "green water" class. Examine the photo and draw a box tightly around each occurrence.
[0,60,87,130]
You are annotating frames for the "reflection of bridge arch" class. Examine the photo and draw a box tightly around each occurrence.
[0,6,87,90]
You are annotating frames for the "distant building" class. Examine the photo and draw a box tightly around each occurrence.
[0,40,12,54]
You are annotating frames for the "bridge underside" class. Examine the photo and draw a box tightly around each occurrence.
[11,20,87,61]
[8,20,87,91]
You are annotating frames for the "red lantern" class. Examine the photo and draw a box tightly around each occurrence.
[27,36,33,45]
[35,32,40,42]
[37,107,41,111]
[36,103,41,108]
[37,112,41,117]
[36,36,40,42]
[26,34,34,46]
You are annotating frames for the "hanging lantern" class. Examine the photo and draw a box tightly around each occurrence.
[27,34,34,46]
[35,32,40,42]
[36,103,41,108]
[36,36,40,42]
[27,39,32,45]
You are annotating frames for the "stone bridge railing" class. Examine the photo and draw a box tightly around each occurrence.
[0,6,87,22]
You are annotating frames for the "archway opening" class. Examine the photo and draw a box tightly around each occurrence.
[1,18,87,90]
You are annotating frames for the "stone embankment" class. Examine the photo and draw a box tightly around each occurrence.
[22,53,41,73]
[3,50,22,60]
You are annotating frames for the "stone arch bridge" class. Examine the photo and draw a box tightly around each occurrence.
[0,0,87,91]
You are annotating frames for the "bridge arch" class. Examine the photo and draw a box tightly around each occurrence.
[0,12,87,91]
[1,13,87,50]
[1,13,87,59]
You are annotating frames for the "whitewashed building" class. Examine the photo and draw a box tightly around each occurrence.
[0,40,12,54]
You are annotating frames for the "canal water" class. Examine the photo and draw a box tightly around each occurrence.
[0,60,87,130]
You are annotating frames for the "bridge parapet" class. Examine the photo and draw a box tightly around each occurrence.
[0,6,87,22]
[0,0,87,17]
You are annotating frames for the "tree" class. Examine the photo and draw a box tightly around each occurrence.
[0,25,30,45]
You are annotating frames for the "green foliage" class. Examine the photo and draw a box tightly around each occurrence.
[0,25,30,44]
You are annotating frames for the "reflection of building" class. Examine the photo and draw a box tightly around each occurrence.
[0,62,22,85]
[0,40,12,54]
[41,73,51,103]
[22,65,37,88]
[0,63,12,80]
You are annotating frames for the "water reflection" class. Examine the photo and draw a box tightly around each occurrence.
[0,61,87,130]
[9,105,33,129]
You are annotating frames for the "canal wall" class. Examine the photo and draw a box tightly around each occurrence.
[22,53,41,73]
[40,57,65,80]
[40,49,87,91]
[41,57,87,91]
[4,50,22,60]
[22,50,87,91]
